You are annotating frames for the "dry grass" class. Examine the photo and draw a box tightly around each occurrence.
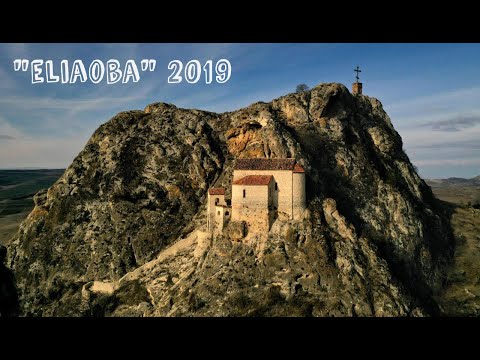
[428,181,480,316]
[435,206,480,316]
[0,211,29,246]
[430,186,479,206]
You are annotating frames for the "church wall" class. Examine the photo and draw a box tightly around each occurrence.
[232,184,269,215]
[232,184,270,234]
[214,205,231,233]
[292,172,306,220]
[233,169,293,217]
[207,193,226,232]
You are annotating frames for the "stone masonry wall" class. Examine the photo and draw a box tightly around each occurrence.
[233,170,293,217]
[292,172,306,219]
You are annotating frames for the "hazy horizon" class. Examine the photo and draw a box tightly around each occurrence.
[0,167,477,180]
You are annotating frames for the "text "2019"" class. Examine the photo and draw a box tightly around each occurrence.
[168,59,231,84]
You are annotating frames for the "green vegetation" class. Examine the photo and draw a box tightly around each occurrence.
[295,83,309,93]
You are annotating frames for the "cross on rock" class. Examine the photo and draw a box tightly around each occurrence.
[354,65,361,83]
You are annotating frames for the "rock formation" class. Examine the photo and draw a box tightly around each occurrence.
[6,83,453,316]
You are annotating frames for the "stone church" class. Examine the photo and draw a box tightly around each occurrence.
[207,158,306,237]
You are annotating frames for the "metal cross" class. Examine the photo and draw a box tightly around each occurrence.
[354,65,361,83]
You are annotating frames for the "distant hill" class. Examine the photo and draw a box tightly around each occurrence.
[426,176,480,206]
[426,176,480,187]
[0,169,64,246]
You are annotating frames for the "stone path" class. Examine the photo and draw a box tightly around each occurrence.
[82,230,212,300]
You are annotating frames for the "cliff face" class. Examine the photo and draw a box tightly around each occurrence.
[7,83,453,316]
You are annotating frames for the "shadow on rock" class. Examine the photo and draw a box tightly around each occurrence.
[0,246,19,317]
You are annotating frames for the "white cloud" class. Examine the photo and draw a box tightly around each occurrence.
[414,158,480,167]
[0,94,140,113]
[379,85,480,178]
[387,86,480,114]
[401,125,480,148]
[0,114,87,168]
[0,116,23,138]
[0,135,89,169]
[2,43,30,59]
[0,66,18,90]
[385,85,480,137]
[0,135,15,140]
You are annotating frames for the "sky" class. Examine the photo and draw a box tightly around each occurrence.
[0,43,479,179]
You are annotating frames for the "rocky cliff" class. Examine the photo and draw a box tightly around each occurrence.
[6,83,453,316]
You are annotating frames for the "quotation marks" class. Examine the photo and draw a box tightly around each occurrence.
[141,59,156,72]
[14,59,157,73]
[12,58,230,85]
[13,59,30,71]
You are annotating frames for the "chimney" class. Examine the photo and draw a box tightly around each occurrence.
[352,82,363,95]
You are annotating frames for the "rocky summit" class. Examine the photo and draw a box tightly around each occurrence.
[5,83,454,317]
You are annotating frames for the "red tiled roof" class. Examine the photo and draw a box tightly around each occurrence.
[233,175,273,186]
[234,158,296,171]
[293,164,305,173]
[208,188,225,195]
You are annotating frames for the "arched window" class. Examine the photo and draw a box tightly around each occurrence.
[217,211,220,215]
[215,198,219,205]
[225,211,229,216]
